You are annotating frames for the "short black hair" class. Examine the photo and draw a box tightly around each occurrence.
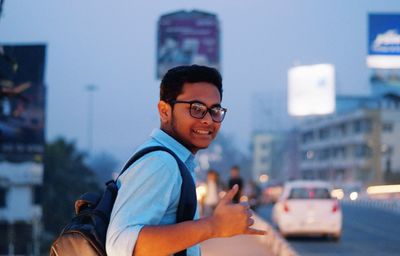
[160,65,223,103]
[231,165,240,171]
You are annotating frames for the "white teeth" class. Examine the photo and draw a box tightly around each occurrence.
[194,130,210,135]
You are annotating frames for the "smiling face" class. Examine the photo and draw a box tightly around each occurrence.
[159,82,222,154]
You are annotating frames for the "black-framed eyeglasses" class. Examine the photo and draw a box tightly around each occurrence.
[170,100,227,123]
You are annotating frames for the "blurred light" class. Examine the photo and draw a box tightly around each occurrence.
[198,153,210,170]
[196,184,207,201]
[331,189,344,200]
[367,55,400,69]
[240,196,248,202]
[349,192,358,201]
[214,144,223,154]
[288,64,335,116]
[381,144,388,153]
[332,200,340,213]
[367,184,400,194]
[306,150,314,160]
[259,174,269,183]
[283,201,290,212]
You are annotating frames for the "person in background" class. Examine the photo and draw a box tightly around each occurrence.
[228,165,244,204]
[202,169,221,216]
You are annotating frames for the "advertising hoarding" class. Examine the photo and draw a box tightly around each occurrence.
[288,64,335,116]
[0,45,46,162]
[157,10,220,78]
[367,14,400,69]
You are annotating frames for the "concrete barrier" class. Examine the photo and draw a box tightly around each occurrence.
[253,214,299,256]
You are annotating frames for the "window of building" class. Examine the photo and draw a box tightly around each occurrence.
[259,155,270,165]
[301,131,314,144]
[0,188,6,208]
[318,128,329,140]
[319,148,330,160]
[301,151,307,161]
[14,222,33,255]
[383,122,394,132]
[262,142,268,150]
[362,119,372,133]
[354,144,372,158]
[0,222,9,254]
[353,120,362,133]
[337,146,347,159]
[32,185,41,205]
[331,148,337,159]
[337,123,347,137]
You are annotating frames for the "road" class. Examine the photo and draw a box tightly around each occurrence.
[257,203,400,256]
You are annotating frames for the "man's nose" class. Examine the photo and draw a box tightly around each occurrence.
[201,110,213,124]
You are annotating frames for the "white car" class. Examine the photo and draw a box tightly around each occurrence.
[272,180,342,240]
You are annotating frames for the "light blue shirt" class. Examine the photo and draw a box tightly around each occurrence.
[106,129,200,256]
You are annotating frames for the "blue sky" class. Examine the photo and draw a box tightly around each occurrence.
[1,0,399,162]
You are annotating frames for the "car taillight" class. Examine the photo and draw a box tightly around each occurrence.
[284,201,290,212]
[332,200,340,213]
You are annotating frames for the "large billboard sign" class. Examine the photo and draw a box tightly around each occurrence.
[367,14,400,69]
[157,10,220,78]
[0,45,46,162]
[288,64,335,116]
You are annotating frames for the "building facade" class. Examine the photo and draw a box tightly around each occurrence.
[251,130,300,183]
[0,45,46,255]
[0,162,42,255]
[298,94,400,186]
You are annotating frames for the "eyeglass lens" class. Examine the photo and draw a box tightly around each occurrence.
[190,102,225,122]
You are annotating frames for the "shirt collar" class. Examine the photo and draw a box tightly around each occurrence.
[150,128,196,169]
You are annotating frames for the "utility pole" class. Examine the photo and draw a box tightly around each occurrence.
[86,84,98,155]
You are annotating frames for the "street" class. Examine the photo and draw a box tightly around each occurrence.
[257,203,400,256]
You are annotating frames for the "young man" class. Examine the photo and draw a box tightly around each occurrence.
[106,65,265,256]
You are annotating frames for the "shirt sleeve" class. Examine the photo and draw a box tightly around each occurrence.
[106,151,182,256]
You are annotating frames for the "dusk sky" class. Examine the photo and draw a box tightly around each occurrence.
[1,0,399,162]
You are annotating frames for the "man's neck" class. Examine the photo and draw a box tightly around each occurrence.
[160,127,198,155]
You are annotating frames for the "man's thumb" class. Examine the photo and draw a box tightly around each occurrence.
[221,184,238,203]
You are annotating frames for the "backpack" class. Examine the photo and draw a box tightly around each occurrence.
[50,146,197,256]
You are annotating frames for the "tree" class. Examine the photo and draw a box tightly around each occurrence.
[42,138,100,239]
[87,151,119,185]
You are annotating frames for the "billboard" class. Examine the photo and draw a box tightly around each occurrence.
[0,45,46,162]
[367,14,400,69]
[288,64,335,116]
[157,10,220,78]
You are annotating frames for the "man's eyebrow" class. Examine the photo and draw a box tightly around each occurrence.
[210,103,222,108]
[190,100,221,107]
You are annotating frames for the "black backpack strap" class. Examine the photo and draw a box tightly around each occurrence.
[118,146,197,256]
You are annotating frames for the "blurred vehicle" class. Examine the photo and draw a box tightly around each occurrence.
[272,180,342,240]
[340,182,364,200]
[241,181,262,209]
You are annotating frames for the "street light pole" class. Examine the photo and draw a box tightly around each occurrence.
[86,84,98,155]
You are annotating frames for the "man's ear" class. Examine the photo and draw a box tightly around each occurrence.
[158,100,171,123]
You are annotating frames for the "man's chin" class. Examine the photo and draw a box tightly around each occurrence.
[194,142,212,151]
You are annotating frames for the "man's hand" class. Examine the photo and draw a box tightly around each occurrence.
[208,184,266,238]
